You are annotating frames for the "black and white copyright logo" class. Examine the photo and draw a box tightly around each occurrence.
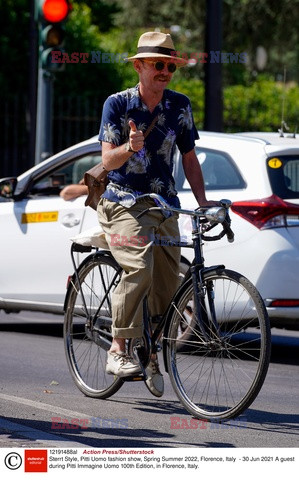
[4,452,22,470]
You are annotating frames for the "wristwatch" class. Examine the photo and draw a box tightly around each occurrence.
[125,141,135,153]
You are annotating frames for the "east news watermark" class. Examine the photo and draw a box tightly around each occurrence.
[51,416,247,430]
[51,50,248,64]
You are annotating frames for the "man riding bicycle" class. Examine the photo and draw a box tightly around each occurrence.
[97,31,212,397]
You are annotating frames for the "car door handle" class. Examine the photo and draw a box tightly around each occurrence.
[61,213,81,228]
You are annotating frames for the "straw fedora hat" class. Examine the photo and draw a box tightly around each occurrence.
[126,31,187,65]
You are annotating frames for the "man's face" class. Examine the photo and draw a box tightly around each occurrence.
[135,57,177,94]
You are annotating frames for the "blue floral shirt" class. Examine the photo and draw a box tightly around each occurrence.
[98,84,199,208]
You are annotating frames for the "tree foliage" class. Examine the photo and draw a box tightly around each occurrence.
[54,2,121,99]
[222,0,299,81]
[110,0,299,83]
[223,77,299,132]
[1,0,298,133]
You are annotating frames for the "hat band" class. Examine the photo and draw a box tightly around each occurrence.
[137,46,176,56]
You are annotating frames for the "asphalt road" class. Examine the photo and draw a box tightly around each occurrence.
[0,311,298,449]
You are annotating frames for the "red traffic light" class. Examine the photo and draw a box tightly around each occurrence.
[41,0,71,23]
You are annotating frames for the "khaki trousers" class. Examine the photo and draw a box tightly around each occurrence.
[97,198,181,338]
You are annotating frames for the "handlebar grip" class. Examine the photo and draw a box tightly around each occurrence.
[223,217,234,243]
[225,225,235,243]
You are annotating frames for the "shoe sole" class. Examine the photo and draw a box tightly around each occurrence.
[106,367,142,378]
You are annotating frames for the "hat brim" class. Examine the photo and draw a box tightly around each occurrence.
[125,53,188,65]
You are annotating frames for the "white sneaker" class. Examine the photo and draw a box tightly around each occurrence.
[106,351,141,377]
[145,358,164,397]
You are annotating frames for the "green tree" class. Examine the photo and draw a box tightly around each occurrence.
[54,2,121,99]
[222,0,299,82]
[110,0,299,83]
[80,0,120,32]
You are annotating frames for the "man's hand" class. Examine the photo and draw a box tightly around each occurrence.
[128,120,144,152]
[101,120,144,171]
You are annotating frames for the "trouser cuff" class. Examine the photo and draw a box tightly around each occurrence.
[112,325,143,339]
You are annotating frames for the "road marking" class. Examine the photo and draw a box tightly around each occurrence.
[0,392,91,419]
[0,392,100,447]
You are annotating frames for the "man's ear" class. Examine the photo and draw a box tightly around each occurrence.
[133,59,142,73]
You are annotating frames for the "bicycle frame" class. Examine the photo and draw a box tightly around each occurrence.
[65,194,232,363]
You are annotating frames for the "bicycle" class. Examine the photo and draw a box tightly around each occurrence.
[63,194,271,421]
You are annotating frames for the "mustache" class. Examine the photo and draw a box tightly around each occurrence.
[154,75,171,81]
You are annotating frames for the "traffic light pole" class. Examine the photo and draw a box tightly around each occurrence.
[34,0,72,164]
[29,0,38,165]
[35,68,54,164]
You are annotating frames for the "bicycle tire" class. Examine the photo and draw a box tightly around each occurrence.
[164,268,271,421]
[64,252,124,398]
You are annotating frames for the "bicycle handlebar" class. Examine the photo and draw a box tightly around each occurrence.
[135,193,205,217]
[135,193,234,243]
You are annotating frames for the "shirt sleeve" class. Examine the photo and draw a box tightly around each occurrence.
[98,95,123,146]
[175,98,199,155]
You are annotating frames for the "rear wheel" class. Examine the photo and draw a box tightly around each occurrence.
[165,269,271,420]
[64,253,123,398]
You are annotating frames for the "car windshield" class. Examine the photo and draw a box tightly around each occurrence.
[175,147,246,191]
[267,156,299,199]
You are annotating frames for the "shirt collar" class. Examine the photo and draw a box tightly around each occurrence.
[127,84,169,112]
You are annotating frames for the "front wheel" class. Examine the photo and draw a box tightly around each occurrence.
[64,252,123,398]
[165,269,271,421]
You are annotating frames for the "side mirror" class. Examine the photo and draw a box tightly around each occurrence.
[0,177,17,199]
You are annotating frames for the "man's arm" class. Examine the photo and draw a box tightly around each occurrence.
[101,141,133,171]
[182,149,217,207]
[60,182,88,201]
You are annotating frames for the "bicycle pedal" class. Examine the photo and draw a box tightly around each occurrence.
[123,375,144,382]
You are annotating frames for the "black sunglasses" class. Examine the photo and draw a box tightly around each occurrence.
[142,60,177,73]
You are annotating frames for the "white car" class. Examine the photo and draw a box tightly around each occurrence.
[1,131,299,329]
[176,131,299,329]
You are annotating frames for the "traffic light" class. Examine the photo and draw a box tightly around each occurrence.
[38,0,72,71]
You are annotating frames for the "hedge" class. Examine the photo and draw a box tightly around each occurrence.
[171,77,299,133]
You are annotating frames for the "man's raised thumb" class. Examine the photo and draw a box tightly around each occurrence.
[129,120,137,132]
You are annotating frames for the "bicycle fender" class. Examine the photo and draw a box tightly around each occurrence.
[200,264,225,274]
